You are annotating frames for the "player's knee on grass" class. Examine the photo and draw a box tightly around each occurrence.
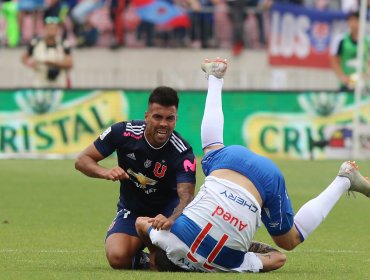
[106,237,139,269]
[106,250,133,269]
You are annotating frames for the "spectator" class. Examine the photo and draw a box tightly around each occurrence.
[227,0,271,56]
[18,0,45,43]
[21,16,73,88]
[109,0,129,49]
[70,0,104,26]
[136,16,155,47]
[304,0,341,10]
[0,0,19,47]
[75,19,99,47]
[188,0,220,49]
[340,0,358,13]
[330,11,369,91]
[44,0,70,39]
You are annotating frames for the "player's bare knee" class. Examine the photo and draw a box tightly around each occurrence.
[106,251,132,269]
[135,217,148,234]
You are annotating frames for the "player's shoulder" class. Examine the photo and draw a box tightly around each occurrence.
[124,120,146,134]
[330,33,346,55]
[107,120,144,134]
[168,130,193,155]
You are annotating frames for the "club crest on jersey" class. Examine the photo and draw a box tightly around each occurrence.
[144,159,152,168]
[153,162,167,178]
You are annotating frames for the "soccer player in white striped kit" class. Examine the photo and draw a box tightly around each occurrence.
[136,58,370,272]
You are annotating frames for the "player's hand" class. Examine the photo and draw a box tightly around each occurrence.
[148,214,174,230]
[102,166,129,181]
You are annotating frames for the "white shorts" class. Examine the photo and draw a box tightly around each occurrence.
[150,176,263,272]
[150,227,263,272]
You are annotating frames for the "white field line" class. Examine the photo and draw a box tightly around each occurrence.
[0,248,364,254]
[0,249,102,253]
[287,249,363,254]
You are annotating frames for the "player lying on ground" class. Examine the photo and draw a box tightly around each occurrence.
[136,57,370,272]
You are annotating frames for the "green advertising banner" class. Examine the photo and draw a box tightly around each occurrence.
[0,89,369,159]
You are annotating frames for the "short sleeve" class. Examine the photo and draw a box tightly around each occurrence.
[175,149,196,184]
[94,122,125,157]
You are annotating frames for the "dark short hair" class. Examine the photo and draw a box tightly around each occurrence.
[347,11,360,20]
[148,86,179,109]
[155,248,188,272]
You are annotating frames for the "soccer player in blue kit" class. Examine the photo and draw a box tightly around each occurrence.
[135,58,370,272]
[75,86,196,269]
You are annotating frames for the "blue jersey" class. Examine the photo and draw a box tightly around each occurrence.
[94,120,196,216]
[201,145,294,236]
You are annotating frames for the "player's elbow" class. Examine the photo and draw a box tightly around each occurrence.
[277,242,298,251]
[260,251,287,272]
[272,251,287,270]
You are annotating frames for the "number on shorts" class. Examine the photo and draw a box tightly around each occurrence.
[186,222,229,270]
[122,209,131,219]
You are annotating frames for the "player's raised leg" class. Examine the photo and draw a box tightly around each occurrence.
[274,161,370,250]
[200,58,228,155]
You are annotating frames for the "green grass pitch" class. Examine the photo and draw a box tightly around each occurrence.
[1,158,370,280]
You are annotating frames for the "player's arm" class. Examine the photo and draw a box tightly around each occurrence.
[330,55,349,85]
[21,39,37,69]
[168,182,195,223]
[45,44,73,70]
[330,38,350,85]
[75,143,129,181]
[248,241,279,254]
[248,241,286,272]
[149,182,195,230]
[44,53,73,70]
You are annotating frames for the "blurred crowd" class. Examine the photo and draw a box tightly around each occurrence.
[0,0,366,54]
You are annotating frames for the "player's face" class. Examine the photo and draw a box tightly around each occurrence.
[348,17,359,34]
[45,23,59,39]
[145,103,178,147]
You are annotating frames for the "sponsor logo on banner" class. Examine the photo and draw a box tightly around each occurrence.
[243,92,370,159]
[269,3,348,68]
[311,22,330,53]
[0,90,128,156]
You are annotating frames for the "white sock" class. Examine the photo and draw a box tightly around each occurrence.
[201,75,224,149]
[294,176,350,240]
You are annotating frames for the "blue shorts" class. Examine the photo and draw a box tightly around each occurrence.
[202,145,294,236]
[106,200,178,239]
[18,0,45,11]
